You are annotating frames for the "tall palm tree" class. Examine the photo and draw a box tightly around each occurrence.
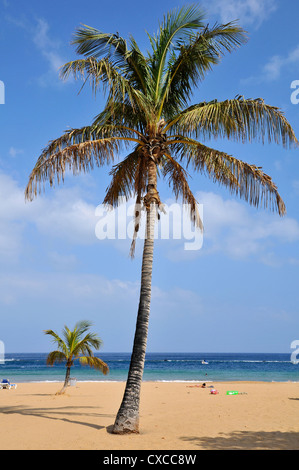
[45,320,109,395]
[26,4,297,432]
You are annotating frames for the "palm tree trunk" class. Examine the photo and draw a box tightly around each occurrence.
[112,161,157,434]
[57,365,71,395]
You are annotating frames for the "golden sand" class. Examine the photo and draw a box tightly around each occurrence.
[0,381,299,450]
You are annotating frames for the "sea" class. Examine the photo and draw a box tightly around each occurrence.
[1,352,299,384]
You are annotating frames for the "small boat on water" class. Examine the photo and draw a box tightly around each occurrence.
[201,360,209,365]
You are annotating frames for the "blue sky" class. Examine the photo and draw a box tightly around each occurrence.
[0,0,298,353]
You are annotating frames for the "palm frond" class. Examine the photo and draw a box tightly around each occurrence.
[79,355,109,374]
[44,329,67,353]
[129,154,148,258]
[149,4,205,102]
[73,320,93,337]
[126,34,152,93]
[62,325,76,353]
[25,127,131,200]
[71,26,151,95]
[166,96,298,148]
[170,139,286,216]
[73,333,103,357]
[162,152,203,229]
[91,107,147,139]
[60,57,148,113]
[159,22,247,118]
[91,104,143,135]
[72,26,128,62]
[103,149,142,207]
[46,350,67,366]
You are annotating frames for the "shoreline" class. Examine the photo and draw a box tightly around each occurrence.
[1,381,299,450]
[8,378,299,384]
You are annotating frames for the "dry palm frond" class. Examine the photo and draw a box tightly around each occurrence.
[104,149,149,258]
[170,138,286,216]
[129,155,148,258]
[25,128,135,200]
[91,105,146,136]
[103,149,142,208]
[162,152,203,229]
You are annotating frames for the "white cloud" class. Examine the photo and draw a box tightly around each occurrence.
[0,172,99,263]
[197,191,299,262]
[242,44,299,84]
[0,173,28,263]
[262,45,299,81]
[32,18,65,76]
[151,285,203,318]
[204,0,277,27]
[6,15,66,86]
[32,192,99,244]
[0,220,23,265]
[0,269,201,321]
[292,180,299,194]
[9,147,23,158]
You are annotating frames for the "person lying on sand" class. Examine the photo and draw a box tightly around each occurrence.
[187,383,206,388]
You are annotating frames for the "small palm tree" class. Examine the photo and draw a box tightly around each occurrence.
[26,4,298,431]
[45,320,109,395]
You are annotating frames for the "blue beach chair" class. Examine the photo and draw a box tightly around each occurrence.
[0,379,17,389]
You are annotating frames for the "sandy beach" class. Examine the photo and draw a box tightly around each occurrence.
[0,381,298,450]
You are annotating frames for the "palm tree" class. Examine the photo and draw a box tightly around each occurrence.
[44,320,109,395]
[26,4,297,432]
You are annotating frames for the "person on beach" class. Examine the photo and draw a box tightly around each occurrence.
[187,383,206,388]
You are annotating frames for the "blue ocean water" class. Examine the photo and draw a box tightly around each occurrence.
[1,352,299,383]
